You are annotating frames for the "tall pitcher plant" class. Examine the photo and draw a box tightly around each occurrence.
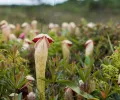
[32,34,54,100]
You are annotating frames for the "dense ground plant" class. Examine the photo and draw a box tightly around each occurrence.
[0,46,30,99]
[0,35,32,99]
[92,47,120,100]
[1,19,120,100]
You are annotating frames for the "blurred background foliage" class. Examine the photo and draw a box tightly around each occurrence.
[1,0,120,24]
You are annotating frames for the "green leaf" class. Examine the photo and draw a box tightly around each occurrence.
[54,95,58,100]
[85,56,91,66]
[107,34,114,53]
[39,77,54,83]
[85,66,92,80]
[1,97,8,100]
[56,80,96,99]
[75,66,85,82]
[18,92,22,100]
[17,72,26,88]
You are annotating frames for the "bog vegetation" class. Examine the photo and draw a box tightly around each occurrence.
[0,18,120,100]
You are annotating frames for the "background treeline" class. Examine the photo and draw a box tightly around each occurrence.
[1,0,120,24]
[69,0,120,9]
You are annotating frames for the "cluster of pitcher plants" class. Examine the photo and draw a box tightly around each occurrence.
[0,19,120,100]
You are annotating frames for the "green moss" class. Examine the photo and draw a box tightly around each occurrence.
[102,64,119,80]
[109,47,120,69]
